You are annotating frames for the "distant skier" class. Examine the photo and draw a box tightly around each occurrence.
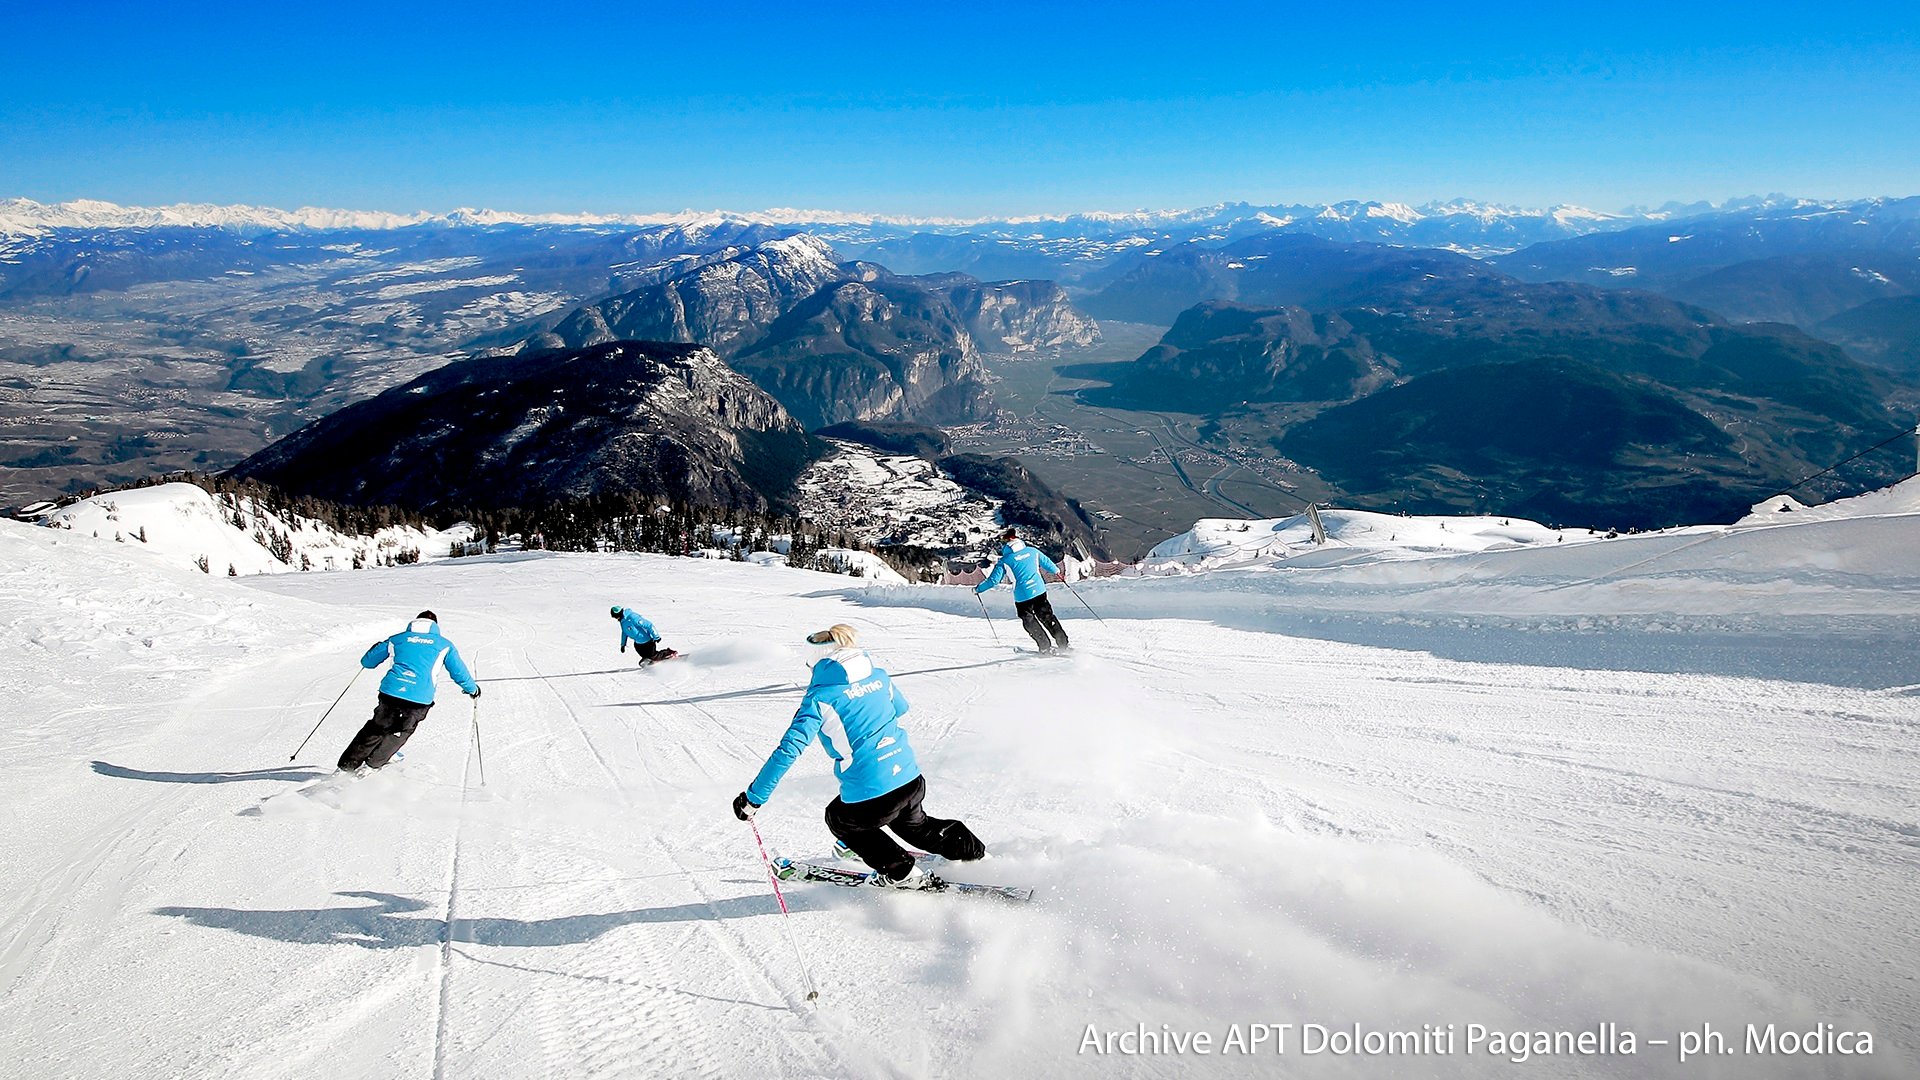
[337,610,480,773]
[975,526,1070,654]
[731,624,985,888]
[611,605,677,665]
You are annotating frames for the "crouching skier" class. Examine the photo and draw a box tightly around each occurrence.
[337,610,480,773]
[731,624,985,888]
[611,605,677,665]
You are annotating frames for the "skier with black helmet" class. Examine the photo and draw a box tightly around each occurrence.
[611,605,677,665]
[337,610,479,773]
[975,526,1070,654]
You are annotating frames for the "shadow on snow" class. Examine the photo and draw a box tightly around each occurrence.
[92,760,328,785]
[153,889,826,950]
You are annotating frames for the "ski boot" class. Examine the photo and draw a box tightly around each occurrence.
[870,864,935,890]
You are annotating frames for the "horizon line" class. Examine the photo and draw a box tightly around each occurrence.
[4,192,1912,233]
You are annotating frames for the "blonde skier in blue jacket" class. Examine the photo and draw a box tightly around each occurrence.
[732,624,985,888]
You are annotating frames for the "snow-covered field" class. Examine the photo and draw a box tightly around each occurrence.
[2,487,1917,1078]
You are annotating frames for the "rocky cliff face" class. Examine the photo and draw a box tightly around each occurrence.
[857,269,1101,353]
[230,341,819,512]
[534,235,846,356]
[527,237,1092,429]
[733,279,990,428]
[960,278,1102,352]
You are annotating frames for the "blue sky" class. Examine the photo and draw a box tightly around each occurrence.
[2,1,1915,216]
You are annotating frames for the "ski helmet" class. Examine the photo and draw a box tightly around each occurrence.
[416,610,438,622]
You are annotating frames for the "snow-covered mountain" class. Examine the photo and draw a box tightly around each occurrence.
[3,474,1916,1077]
[1142,476,1920,575]
[533,235,848,357]
[0,196,1636,240]
[40,481,474,575]
[11,193,1893,266]
[1492,196,1920,334]
[0,197,922,237]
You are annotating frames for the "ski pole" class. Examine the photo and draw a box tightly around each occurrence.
[974,592,1002,647]
[471,697,487,787]
[288,668,362,761]
[747,817,821,1003]
[1060,579,1110,629]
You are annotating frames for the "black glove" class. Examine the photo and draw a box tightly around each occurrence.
[468,686,482,700]
[732,792,760,821]
[620,640,626,652]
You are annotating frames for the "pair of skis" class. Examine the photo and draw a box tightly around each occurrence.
[772,853,1034,903]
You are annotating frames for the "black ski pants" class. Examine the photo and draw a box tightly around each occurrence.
[825,776,985,880]
[1015,593,1069,651]
[338,693,433,771]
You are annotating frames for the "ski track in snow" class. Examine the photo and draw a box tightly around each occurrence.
[1,522,1917,1078]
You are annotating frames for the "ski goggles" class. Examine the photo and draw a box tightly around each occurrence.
[805,630,835,645]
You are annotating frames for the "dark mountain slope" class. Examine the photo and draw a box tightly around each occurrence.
[1281,358,1743,525]
[1817,296,1920,376]
[230,341,820,512]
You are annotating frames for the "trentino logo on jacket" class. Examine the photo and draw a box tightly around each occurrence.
[745,648,921,806]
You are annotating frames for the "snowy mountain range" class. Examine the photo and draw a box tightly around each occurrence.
[0,196,1637,238]
[6,190,1919,540]
[0,193,1858,242]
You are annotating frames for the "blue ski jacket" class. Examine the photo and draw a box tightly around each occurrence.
[975,539,1059,602]
[360,617,478,705]
[617,609,660,648]
[747,648,920,807]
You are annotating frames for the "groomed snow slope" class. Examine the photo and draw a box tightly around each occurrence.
[2,504,1916,1079]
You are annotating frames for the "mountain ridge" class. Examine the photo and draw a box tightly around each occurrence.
[229,340,821,513]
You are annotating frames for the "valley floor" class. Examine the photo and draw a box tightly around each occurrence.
[1,525,1915,1078]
